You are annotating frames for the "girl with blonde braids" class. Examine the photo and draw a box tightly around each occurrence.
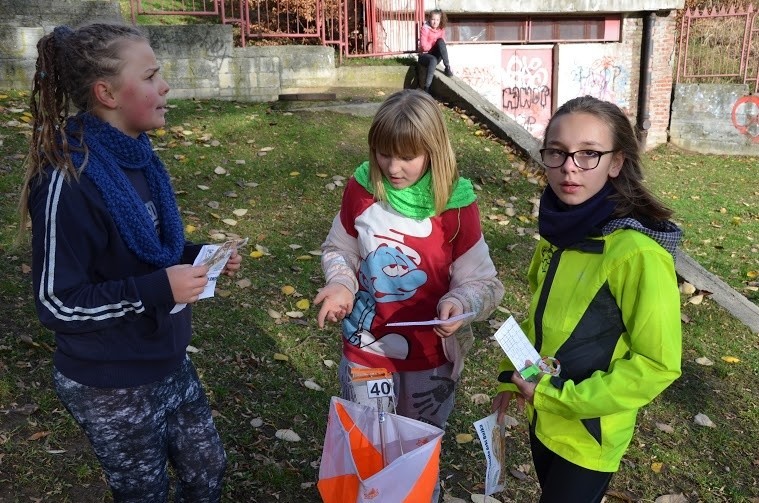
[20,23,238,502]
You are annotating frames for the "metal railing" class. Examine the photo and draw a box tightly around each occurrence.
[677,4,759,93]
[130,0,422,56]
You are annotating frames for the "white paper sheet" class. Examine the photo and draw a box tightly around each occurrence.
[170,238,247,315]
[474,411,507,496]
[384,311,475,327]
[492,316,542,373]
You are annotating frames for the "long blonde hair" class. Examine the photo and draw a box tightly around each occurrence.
[367,89,457,215]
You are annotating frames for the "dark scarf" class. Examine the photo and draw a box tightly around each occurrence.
[68,113,185,267]
[538,182,617,249]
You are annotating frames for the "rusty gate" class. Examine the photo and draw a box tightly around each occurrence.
[130,0,423,57]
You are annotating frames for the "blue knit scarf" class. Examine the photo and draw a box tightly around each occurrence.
[67,113,185,267]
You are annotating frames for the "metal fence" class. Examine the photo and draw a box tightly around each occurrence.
[677,4,759,93]
[130,0,423,57]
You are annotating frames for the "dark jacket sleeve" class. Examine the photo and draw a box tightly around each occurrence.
[29,170,173,334]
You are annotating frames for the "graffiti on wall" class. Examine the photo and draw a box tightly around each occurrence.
[501,50,553,137]
[731,95,759,143]
[570,56,629,107]
[457,65,503,106]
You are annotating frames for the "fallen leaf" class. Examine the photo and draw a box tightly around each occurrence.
[455,433,473,444]
[470,393,489,405]
[304,379,323,391]
[656,422,674,434]
[27,431,51,441]
[721,356,740,363]
[295,299,310,310]
[679,281,696,295]
[470,496,501,503]
[214,166,227,175]
[46,449,66,454]
[250,250,264,258]
[695,356,714,366]
[273,352,289,361]
[185,224,196,233]
[21,264,31,274]
[687,294,703,305]
[236,278,251,289]
[10,404,38,415]
[267,309,282,319]
[323,359,336,368]
[221,218,237,226]
[516,463,531,474]
[285,311,304,318]
[281,285,296,295]
[694,413,716,427]
[605,489,640,502]
[197,185,210,190]
[654,494,688,503]
[250,417,263,428]
[650,461,664,473]
[501,414,519,428]
[509,468,528,480]
[275,429,301,442]
[185,345,200,353]
[232,208,248,216]
[296,255,313,260]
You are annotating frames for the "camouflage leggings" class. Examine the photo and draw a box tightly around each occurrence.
[53,357,226,503]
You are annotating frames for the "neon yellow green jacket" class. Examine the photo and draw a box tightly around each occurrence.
[497,223,682,472]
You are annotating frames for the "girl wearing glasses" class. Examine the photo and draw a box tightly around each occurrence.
[492,96,683,502]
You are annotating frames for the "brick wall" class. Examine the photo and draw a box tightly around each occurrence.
[648,10,679,147]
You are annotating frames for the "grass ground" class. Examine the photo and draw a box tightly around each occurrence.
[0,90,757,502]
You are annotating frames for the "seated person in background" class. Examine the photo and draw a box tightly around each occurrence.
[418,9,453,93]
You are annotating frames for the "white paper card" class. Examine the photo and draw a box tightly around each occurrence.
[474,412,506,495]
[170,238,247,314]
[385,311,475,327]
[492,316,542,371]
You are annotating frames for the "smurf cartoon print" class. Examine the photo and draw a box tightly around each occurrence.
[342,204,431,361]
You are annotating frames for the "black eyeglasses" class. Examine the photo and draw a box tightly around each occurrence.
[539,148,616,171]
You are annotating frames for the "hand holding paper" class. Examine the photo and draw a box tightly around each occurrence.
[170,238,248,314]
[385,312,475,327]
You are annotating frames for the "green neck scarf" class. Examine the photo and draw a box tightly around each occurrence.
[353,161,476,220]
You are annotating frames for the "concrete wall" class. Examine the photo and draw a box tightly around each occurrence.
[0,0,123,89]
[0,18,406,102]
[670,83,759,155]
[444,12,677,148]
